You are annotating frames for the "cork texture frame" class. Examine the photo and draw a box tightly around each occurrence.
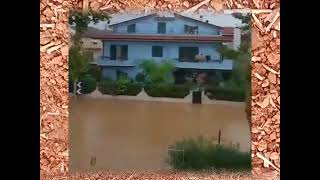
[40,0,280,179]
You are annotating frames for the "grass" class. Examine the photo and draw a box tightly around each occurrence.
[168,137,251,171]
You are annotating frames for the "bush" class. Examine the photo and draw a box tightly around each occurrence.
[86,65,102,81]
[205,86,245,102]
[79,74,97,94]
[69,75,74,93]
[98,81,116,95]
[115,75,130,94]
[98,81,142,96]
[135,73,145,82]
[144,84,190,98]
[168,137,251,170]
[139,59,175,84]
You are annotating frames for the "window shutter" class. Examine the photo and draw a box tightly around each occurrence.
[110,45,116,60]
[158,23,166,34]
[152,46,163,57]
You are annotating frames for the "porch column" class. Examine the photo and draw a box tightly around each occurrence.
[220,42,224,62]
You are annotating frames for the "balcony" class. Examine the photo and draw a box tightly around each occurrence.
[171,59,233,70]
[97,56,137,67]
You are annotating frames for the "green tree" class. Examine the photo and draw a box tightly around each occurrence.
[68,11,110,96]
[69,10,110,48]
[139,59,175,84]
[221,14,252,126]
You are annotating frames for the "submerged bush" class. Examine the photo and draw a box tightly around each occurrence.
[168,137,251,170]
[144,84,190,98]
[205,86,245,102]
[79,74,97,94]
[135,73,145,83]
[98,81,142,96]
[85,65,102,81]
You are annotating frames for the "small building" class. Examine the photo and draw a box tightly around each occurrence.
[69,27,103,65]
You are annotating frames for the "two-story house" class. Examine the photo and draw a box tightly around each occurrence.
[86,12,236,82]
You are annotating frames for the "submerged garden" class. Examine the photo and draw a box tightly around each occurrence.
[69,11,252,171]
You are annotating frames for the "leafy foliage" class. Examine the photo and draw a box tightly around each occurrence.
[98,81,142,96]
[79,74,97,94]
[135,72,145,83]
[115,75,130,94]
[69,11,110,46]
[169,137,251,170]
[68,11,110,95]
[144,84,190,98]
[85,65,102,81]
[69,46,90,82]
[139,59,175,84]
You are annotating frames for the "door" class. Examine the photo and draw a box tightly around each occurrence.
[110,45,116,60]
[192,90,202,104]
[179,47,199,62]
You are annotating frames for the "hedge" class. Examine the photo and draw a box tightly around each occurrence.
[144,84,190,98]
[205,86,245,102]
[98,81,142,96]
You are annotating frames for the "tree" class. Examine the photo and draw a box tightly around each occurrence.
[222,14,252,126]
[68,11,110,97]
[69,10,110,48]
[139,59,175,84]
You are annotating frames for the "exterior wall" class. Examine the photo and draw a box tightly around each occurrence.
[101,66,140,80]
[112,16,220,35]
[233,28,241,50]
[223,28,241,50]
[81,38,102,49]
[103,41,221,61]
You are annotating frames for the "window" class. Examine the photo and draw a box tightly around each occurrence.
[179,47,199,61]
[127,24,136,33]
[152,46,163,57]
[92,41,98,45]
[158,22,166,34]
[184,25,198,34]
[110,45,128,60]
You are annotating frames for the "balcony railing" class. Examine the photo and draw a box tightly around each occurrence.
[97,56,136,66]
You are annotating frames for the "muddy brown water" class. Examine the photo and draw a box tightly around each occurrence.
[69,97,251,172]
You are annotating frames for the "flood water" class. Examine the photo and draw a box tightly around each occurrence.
[69,97,251,172]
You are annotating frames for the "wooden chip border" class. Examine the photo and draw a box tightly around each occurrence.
[40,0,280,179]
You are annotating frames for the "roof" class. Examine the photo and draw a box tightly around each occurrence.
[108,12,224,29]
[173,13,223,29]
[108,13,157,27]
[82,27,108,38]
[222,27,234,35]
[86,33,233,43]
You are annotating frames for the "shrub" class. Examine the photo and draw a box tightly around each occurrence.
[168,137,251,170]
[86,65,102,81]
[115,75,130,94]
[118,83,142,96]
[144,84,190,98]
[205,86,245,102]
[79,74,97,94]
[98,81,116,95]
[98,81,142,96]
[135,73,145,83]
[139,59,175,84]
